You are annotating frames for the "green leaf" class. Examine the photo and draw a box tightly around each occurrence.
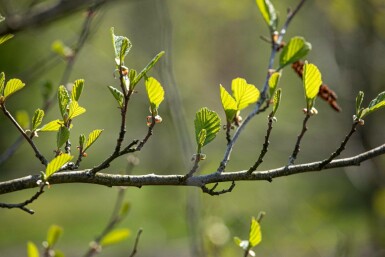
[279,37,312,69]
[194,108,221,149]
[58,85,70,119]
[197,129,207,149]
[111,27,132,65]
[234,237,249,250]
[32,109,45,131]
[68,101,86,120]
[355,91,364,118]
[0,72,5,95]
[0,33,14,45]
[272,88,282,116]
[145,77,165,114]
[119,202,131,217]
[51,40,73,58]
[131,51,165,88]
[100,228,131,247]
[71,79,84,101]
[256,0,278,32]
[303,62,322,110]
[79,134,86,148]
[268,72,281,98]
[3,78,25,100]
[361,91,385,118]
[84,129,103,151]
[57,126,70,149]
[45,154,73,179]
[220,85,238,123]
[27,241,40,257]
[39,119,65,132]
[232,78,260,110]
[16,110,30,130]
[249,217,262,247]
[107,86,124,108]
[46,225,63,248]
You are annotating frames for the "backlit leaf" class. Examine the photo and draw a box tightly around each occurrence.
[16,110,30,129]
[111,27,132,65]
[303,62,322,110]
[45,154,73,179]
[68,101,86,120]
[57,126,70,149]
[79,134,86,148]
[355,91,364,118]
[132,51,165,88]
[272,88,282,116]
[3,78,25,100]
[32,109,45,131]
[194,108,221,149]
[0,33,14,45]
[220,85,238,123]
[268,72,281,98]
[27,241,39,257]
[84,129,103,151]
[71,79,84,101]
[39,119,64,132]
[361,91,385,118]
[232,78,260,110]
[100,228,131,247]
[46,225,63,248]
[107,86,124,108]
[145,77,164,114]
[279,37,311,69]
[249,217,262,247]
[256,0,278,32]
[197,129,207,149]
[0,72,5,95]
[58,85,70,119]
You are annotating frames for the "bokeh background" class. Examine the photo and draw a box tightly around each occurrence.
[0,0,384,256]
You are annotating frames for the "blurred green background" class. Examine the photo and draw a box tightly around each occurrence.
[0,0,385,256]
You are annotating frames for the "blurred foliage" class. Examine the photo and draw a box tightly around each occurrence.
[0,0,384,256]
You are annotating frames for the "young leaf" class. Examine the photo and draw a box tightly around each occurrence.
[119,202,131,218]
[107,86,124,108]
[0,33,14,45]
[79,134,86,149]
[111,27,132,65]
[57,126,70,149]
[16,110,30,130]
[131,51,165,88]
[27,241,39,257]
[0,72,5,95]
[197,129,207,150]
[268,72,281,98]
[303,62,322,110]
[360,91,385,118]
[51,40,73,58]
[249,217,262,247]
[220,85,237,123]
[68,101,86,120]
[84,129,103,151]
[194,108,221,148]
[71,79,84,101]
[46,225,63,248]
[256,0,278,32]
[32,109,45,131]
[58,85,70,119]
[279,37,312,69]
[272,88,282,116]
[100,228,131,247]
[232,78,260,110]
[355,91,364,118]
[3,78,25,100]
[45,153,73,179]
[39,119,65,132]
[145,77,165,115]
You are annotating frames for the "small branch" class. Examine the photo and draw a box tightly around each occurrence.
[288,113,311,165]
[201,181,235,196]
[319,121,359,168]
[247,113,275,174]
[129,228,143,257]
[185,154,202,178]
[0,183,46,214]
[1,103,48,166]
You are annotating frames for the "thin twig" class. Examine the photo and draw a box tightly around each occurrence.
[319,121,359,168]
[129,228,143,257]
[201,181,235,196]
[288,113,311,165]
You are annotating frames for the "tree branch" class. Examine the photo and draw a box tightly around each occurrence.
[1,143,384,195]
